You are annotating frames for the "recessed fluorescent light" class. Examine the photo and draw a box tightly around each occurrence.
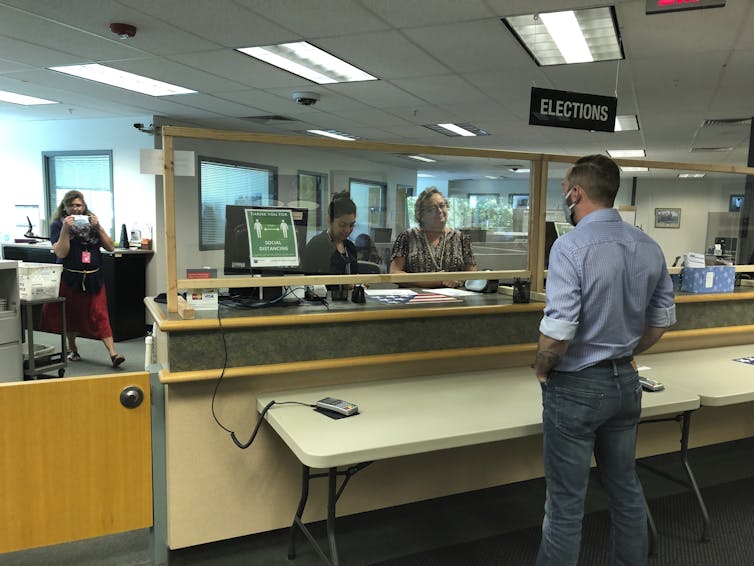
[485,175,500,179]
[678,173,706,178]
[510,168,531,173]
[406,155,437,163]
[424,123,490,137]
[621,166,649,172]
[236,42,377,84]
[0,90,58,105]
[503,6,623,66]
[614,115,639,132]
[539,11,592,64]
[306,129,358,141]
[438,123,476,137]
[607,149,645,158]
[49,64,195,96]
[417,173,434,178]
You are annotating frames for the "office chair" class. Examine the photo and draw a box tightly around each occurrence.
[357,260,382,274]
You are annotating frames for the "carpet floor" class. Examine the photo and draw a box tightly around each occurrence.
[371,477,754,566]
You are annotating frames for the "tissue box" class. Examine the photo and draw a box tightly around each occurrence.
[680,266,735,294]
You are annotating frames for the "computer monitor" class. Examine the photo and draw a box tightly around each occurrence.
[223,204,309,276]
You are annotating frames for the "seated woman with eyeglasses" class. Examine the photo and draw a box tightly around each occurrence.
[389,187,476,288]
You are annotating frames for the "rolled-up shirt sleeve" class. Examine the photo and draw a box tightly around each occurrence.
[539,315,578,341]
[646,304,676,327]
[539,241,580,341]
[646,267,677,328]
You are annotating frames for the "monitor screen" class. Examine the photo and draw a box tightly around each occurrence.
[223,205,309,276]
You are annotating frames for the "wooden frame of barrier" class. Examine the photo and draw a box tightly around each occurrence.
[157,126,754,315]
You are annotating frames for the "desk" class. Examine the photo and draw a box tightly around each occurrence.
[258,368,700,565]
[635,345,754,543]
[639,345,754,406]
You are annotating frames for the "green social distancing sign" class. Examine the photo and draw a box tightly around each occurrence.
[245,208,299,267]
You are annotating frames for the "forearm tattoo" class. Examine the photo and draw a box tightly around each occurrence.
[535,350,561,374]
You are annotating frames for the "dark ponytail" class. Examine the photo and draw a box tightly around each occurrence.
[328,191,357,220]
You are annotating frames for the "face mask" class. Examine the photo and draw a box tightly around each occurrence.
[562,188,577,226]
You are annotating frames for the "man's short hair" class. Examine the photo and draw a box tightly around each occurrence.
[569,154,620,206]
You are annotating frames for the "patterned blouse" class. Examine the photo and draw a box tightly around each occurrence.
[391,228,476,273]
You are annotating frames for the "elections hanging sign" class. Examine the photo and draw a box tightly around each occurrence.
[245,208,299,267]
[529,87,617,132]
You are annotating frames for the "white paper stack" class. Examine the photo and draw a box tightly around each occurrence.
[682,252,706,268]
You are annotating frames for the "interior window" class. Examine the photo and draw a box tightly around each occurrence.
[43,151,114,238]
[199,157,277,250]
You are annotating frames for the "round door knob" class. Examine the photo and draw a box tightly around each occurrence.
[120,385,144,409]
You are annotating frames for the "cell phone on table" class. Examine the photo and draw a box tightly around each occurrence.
[639,377,665,392]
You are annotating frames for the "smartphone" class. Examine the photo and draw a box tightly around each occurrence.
[639,377,665,392]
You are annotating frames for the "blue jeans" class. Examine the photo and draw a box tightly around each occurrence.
[535,362,647,566]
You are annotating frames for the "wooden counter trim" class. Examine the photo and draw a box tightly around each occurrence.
[674,291,754,303]
[146,298,543,332]
[158,343,537,384]
[645,325,754,353]
[157,324,754,384]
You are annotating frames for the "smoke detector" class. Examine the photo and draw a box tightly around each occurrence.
[110,23,137,39]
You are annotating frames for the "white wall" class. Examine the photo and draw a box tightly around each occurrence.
[634,177,744,263]
[0,116,160,294]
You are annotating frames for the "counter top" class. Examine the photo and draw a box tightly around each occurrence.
[2,243,153,256]
[145,292,541,331]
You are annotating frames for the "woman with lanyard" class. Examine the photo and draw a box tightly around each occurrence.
[42,190,125,367]
[301,192,359,290]
[390,187,476,288]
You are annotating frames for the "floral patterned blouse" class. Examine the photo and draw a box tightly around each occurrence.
[390,228,475,273]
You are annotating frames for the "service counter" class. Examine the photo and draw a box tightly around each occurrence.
[146,287,754,550]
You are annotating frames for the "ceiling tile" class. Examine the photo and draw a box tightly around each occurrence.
[361,0,494,26]
[390,75,493,105]
[315,31,449,79]
[235,0,389,36]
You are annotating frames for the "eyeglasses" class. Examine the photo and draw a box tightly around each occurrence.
[423,203,448,213]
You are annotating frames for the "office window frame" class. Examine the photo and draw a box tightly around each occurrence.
[43,150,115,238]
[297,170,327,230]
[198,156,278,250]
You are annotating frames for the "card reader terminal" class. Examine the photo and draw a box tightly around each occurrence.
[316,397,359,416]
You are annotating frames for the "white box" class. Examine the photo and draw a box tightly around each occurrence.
[18,262,62,301]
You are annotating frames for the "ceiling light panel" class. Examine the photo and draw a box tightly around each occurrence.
[50,64,196,96]
[237,42,377,84]
[406,155,437,162]
[615,115,639,132]
[607,149,645,158]
[503,6,623,66]
[305,129,359,141]
[0,90,58,105]
[424,123,490,137]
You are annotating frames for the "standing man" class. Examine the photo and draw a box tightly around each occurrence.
[533,155,676,565]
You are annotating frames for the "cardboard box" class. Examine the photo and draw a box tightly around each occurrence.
[18,262,62,301]
[680,266,735,294]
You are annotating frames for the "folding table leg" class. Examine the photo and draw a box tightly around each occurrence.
[679,411,710,541]
[288,465,311,560]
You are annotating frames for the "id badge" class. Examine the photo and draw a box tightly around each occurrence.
[81,251,91,264]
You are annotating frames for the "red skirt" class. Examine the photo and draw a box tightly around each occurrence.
[42,278,113,339]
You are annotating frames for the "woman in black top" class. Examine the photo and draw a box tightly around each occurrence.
[301,192,359,276]
[42,190,125,367]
